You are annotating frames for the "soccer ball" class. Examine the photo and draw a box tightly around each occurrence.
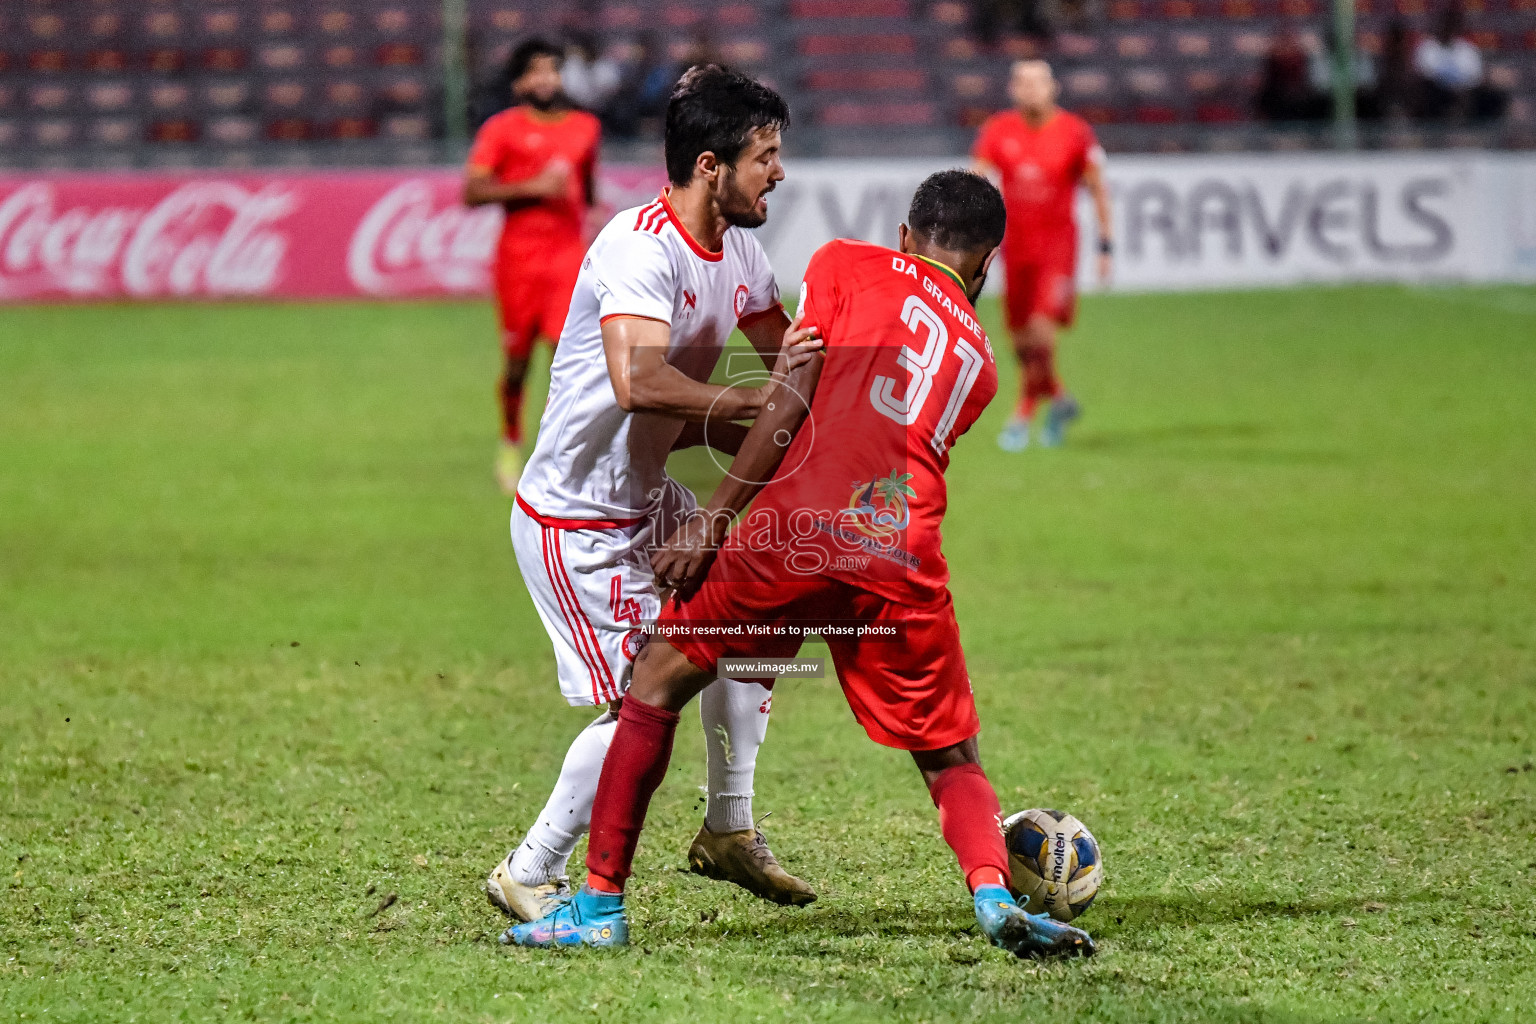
[1003,808,1103,922]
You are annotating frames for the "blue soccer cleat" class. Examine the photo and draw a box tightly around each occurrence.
[973,884,1095,959]
[1039,395,1081,447]
[501,885,628,949]
[997,417,1031,452]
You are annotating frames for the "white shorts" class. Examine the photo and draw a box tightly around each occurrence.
[511,477,697,707]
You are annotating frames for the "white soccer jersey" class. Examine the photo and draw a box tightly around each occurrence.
[517,190,782,523]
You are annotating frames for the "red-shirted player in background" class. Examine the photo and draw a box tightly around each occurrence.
[465,39,601,492]
[505,171,1095,960]
[973,60,1112,451]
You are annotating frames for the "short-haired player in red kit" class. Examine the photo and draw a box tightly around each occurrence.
[505,171,1095,960]
[973,60,1112,451]
[464,39,601,493]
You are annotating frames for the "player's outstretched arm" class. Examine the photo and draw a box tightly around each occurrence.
[738,306,794,370]
[602,315,820,423]
[651,348,825,593]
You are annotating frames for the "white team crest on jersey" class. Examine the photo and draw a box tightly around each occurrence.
[733,283,750,318]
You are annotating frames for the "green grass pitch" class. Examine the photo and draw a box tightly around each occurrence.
[2,286,1535,1023]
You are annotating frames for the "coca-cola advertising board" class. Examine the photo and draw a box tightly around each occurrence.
[0,167,667,303]
[4,154,1534,304]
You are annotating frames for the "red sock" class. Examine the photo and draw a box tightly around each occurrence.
[499,381,524,445]
[928,764,1011,893]
[1019,345,1061,419]
[584,695,680,893]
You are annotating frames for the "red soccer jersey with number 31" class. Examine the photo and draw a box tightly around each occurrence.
[731,239,998,605]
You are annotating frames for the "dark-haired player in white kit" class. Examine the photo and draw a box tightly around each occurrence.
[484,65,823,921]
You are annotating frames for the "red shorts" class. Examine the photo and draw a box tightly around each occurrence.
[659,559,979,752]
[1003,258,1077,329]
[495,241,584,359]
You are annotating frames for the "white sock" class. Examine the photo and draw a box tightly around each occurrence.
[507,708,617,886]
[699,678,772,834]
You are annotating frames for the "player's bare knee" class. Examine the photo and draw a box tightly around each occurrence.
[628,638,712,712]
[912,735,982,785]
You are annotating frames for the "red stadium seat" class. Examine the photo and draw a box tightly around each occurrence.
[29,11,68,42]
[199,10,242,38]
[318,9,357,36]
[487,9,525,33]
[87,11,125,41]
[149,119,200,144]
[792,0,911,16]
[205,82,252,110]
[375,8,415,35]
[1055,33,1102,57]
[327,117,377,140]
[28,50,70,73]
[376,42,423,67]
[206,117,260,145]
[1107,0,1143,20]
[1175,32,1214,57]
[1196,101,1246,122]
[145,49,187,74]
[87,83,134,112]
[800,34,916,56]
[719,5,761,25]
[1077,104,1119,124]
[264,81,309,110]
[89,118,138,147]
[203,47,250,72]
[258,45,304,71]
[1277,0,1319,16]
[804,69,929,92]
[1135,104,1183,123]
[324,45,361,68]
[818,101,936,126]
[719,39,768,64]
[35,118,81,147]
[1127,67,1172,95]
[1161,0,1206,17]
[265,117,315,142]
[148,83,192,113]
[29,85,73,113]
[1064,68,1112,97]
[86,50,130,73]
[381,114,431,140]
[325,80,367,107]
[1117,33,1158,58]
[1186,68,1224,93]
[262,9,300,35]
[143,10,186,41]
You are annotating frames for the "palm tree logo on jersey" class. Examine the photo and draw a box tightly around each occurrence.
[838,470,914,541]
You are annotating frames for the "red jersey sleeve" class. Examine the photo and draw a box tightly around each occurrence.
[466,113,509,173]
[797,241,846,343]
[971,116,1001,167]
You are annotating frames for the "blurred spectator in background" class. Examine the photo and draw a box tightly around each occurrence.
[562,32,622,114]
[1372,20,1421,121]
[1256,27,1328,121]
[1415,4,1507,120]
[603,31,679,138]
[1309,25,1377,116]
[970,0,1059,45]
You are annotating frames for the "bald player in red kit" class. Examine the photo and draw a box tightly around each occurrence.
[465,39,601,492]
[504,171,1095,960]
[973,59,1112,451]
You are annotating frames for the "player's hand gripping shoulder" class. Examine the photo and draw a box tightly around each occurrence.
[773,311,823,379]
